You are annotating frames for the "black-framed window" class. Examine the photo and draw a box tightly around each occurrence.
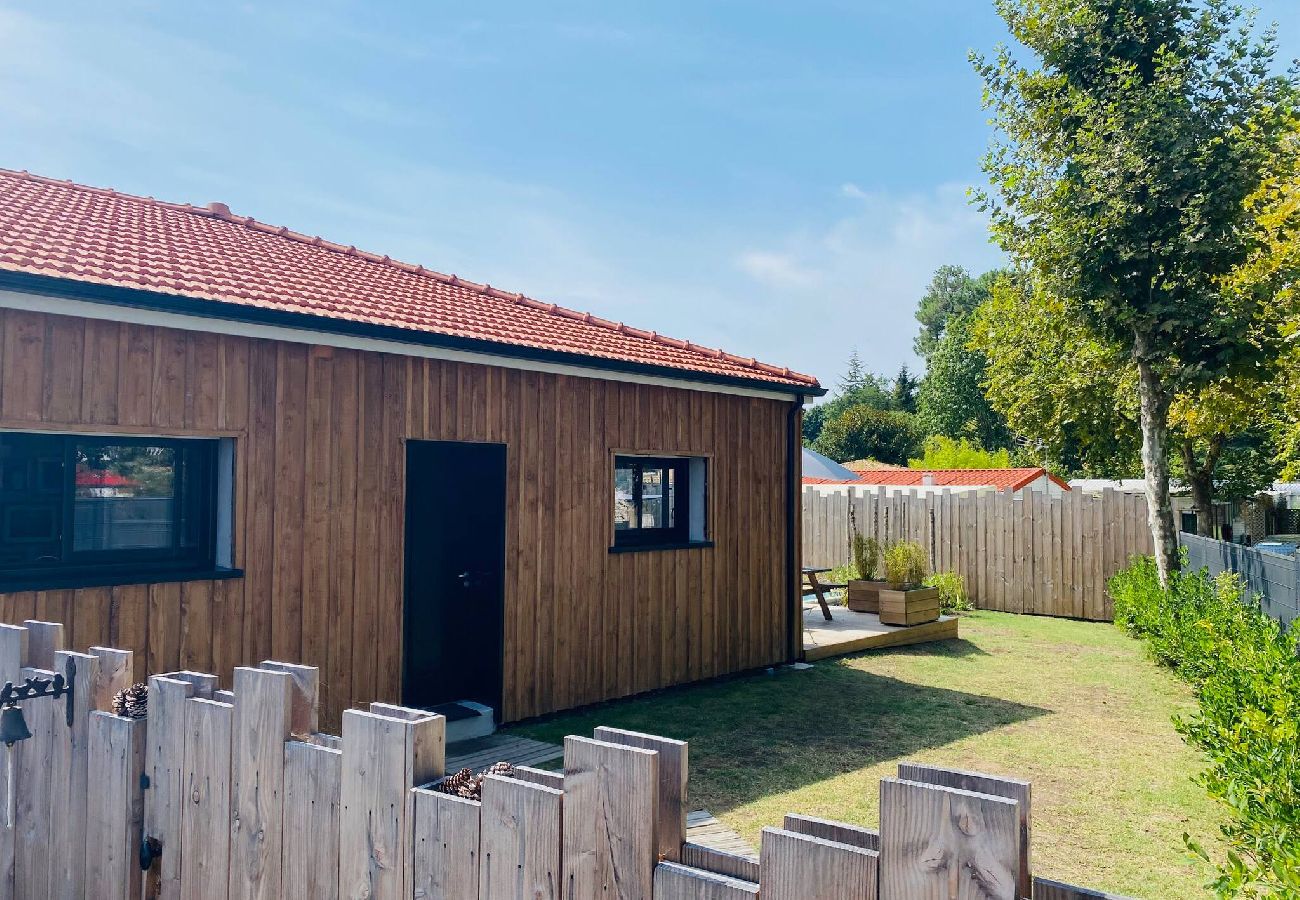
[0,432,219,584]
[613,455,707,550]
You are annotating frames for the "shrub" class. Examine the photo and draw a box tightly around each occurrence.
[925,571,971,611]
[883,541,927,588]
[1109,557,1300,898]
[852,533,880,581]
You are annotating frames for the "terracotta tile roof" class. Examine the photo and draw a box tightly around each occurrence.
[804,467,1071,491]
[0,169,819,391]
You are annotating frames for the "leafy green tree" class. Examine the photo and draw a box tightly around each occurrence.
[840,349,868,393]
[916,312,1012,452]
[891,365,919,414]
[914,265,998,357]
[909,435,1012,469]
[811,405,924,465]
[973,279,1280,530]
[803,353,900,444]
[971,280,1143,476]
[975,0,1295,583]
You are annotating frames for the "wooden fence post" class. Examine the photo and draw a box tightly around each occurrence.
[479,773,562,899]
[14,660,60,899]
[411,788,480,900]
[86,710,147,900]
[653,861,760,899]
[562,735,659,900]
[283,740,342,900]
[878,777,1020,900]
[759,827,877,900]
[227,666,292,900]
[180,697,234,900]
[48,649,99,898]
[897,762,1032,899]
[339,707,443,900]
[593,726,688,862]
[144,675,196,900]
[0,623,27,896]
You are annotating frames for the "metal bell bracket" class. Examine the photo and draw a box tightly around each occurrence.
[0,656,76,728]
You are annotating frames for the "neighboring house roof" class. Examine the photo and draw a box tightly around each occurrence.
[0,169,820,394]
[75,471,137,488]
[843,458,907,472]
[805,467,1071,492]
[801,447,859,482]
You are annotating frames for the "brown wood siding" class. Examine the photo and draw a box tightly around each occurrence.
[0,308,794,727]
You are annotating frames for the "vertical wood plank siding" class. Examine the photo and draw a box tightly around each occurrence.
[0,309,793,727]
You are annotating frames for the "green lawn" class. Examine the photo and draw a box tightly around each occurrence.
[509,610,1222,899]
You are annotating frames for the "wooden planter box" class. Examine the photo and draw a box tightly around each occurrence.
[878,586,941,627]
[846,580,887,613]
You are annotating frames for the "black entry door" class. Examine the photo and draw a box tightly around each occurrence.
[403,440,507,715]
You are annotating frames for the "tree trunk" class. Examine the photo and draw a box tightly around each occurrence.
[1179,437,1223,538]
[1135,348,1179,585]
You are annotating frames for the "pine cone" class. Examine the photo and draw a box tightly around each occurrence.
[435,768,479,800]
[484,761,515,780]
[112,683,149,719]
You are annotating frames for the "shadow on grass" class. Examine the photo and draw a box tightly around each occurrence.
[508,654,1046,815]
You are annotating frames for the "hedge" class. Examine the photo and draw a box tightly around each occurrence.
[1109,556,1300,898]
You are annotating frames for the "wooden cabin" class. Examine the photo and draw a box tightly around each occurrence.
[0,169,823,728]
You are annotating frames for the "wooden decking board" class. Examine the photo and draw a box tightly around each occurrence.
[802,607,959,662]
[686,810,758,860]
[444,734,563,773]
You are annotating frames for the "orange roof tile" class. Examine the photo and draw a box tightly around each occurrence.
[0,169,819,391]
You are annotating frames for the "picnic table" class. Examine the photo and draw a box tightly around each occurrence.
[802,566,844,622]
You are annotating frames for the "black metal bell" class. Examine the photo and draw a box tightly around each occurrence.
[0,704,31,746]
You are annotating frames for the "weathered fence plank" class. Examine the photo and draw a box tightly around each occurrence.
[480,773,562,899]
[897,762,1032,900]
[227,666,292,900]
[339,707,442,900]
[86,712,146,900]
[283,740,342,900]
[594,725,688,861]
[760,827,877,900]
[48,649,98,898]
[14,665,57,900]
[679,843,760,883]
[878,777,1020,900]
[781,814,879,851]
[563,735,658,900]
[412,787,480,900]
[180,698,233,900]
[0,623,27,894]
[144,675,196,900]
[653,861,759,900]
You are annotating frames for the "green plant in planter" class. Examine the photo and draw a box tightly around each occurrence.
[852,533,880,581]
[925,571,970,611]
[883,541,927,588]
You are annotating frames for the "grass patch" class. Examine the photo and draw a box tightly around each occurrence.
[509,609,1221,898]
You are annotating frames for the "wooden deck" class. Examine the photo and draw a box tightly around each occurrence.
[686,810,757,859]
[802,604,959,661]
[445,734,564,772]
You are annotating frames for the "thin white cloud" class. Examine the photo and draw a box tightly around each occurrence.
[736,251,823,289]
[731,182,1002,381]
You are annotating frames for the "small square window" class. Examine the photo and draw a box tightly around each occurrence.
[612,455,707,550]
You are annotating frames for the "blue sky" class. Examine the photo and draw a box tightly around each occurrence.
[3,2,1298,390]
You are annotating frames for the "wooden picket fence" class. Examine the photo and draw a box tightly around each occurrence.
[0,616,1130,900]
[803,486,1155,621]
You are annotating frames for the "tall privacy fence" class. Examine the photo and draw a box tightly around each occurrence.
[1180,532,1299,626]
[803,486,1155,621]
[0,615,1130,900]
